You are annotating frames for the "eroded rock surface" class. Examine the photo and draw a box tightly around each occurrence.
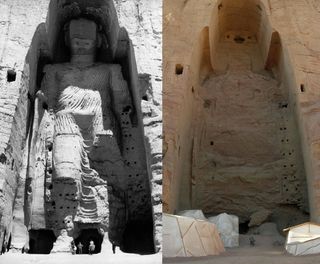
[163,0,317,232]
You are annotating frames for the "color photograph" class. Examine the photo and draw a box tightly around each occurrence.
[163,0,320,263]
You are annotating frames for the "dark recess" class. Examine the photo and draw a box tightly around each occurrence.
[7,69,16,82]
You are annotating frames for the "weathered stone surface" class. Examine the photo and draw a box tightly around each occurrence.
[104,0,163,252]
[249,222,281,236]
[249,210,272,227]
[0,0,50,253]
[163,0,319,233]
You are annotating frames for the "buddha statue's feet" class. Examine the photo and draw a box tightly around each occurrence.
[51,229,74,253]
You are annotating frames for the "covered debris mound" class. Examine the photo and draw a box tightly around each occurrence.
[163,213,225,257]
[284,222,320,256]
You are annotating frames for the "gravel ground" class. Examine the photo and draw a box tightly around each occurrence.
[164,236,320,264]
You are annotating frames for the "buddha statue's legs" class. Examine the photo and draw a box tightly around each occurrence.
[53,134,82,181]
[51,112,108,238]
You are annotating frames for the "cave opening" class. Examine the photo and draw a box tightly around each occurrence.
[175,64,184,75]
[7,69,16,82]
[74,229,103,254]
[121,217,155,254]
[239,221,250,234]
[28,229,56,254]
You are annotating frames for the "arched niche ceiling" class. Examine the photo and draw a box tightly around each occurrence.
[218,0,262,38]
[188,0,309,229]
[208,0,275,74]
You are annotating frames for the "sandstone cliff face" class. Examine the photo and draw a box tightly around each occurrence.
[115,0,162,250]
[0,0,161,253]
[0,0,49,250]
[163,0,320,229]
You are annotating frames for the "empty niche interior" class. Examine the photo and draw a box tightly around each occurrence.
[22,0,155,254]
[28,230,56,254]
[180,0,309,232]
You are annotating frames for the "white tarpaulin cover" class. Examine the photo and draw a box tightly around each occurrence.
[177,210,207,221]
[163,213,225,258]
[284,222,320,256]
[208,213,239,248]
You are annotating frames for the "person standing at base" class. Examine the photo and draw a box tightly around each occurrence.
[71,241,76,255]
[1,241,8,255]
[112,243,116,254]
[77,242,83,254]
[89,241,95,255]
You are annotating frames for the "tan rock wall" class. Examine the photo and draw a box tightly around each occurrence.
[163,0,320,228]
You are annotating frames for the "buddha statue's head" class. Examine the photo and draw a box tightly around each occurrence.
[65,18,102,60]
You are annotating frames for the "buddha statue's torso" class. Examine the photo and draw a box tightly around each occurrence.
[38,62,127,232]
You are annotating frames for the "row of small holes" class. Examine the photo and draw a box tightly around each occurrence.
[126,147,135,151]
[283,185,299,192]
[52,206,76,210]
[126,161,137,165]
[58,193,75,197]
[128,174,140,177]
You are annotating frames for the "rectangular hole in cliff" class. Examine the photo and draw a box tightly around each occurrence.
[42,102,48,110]
[239,221,250,234]
[234,36,245,44]
[0,153,7,164]
[175,64,184,75]
[300,84,305,93]
[7,69,16,82]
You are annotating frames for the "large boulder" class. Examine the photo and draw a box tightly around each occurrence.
[249,209,272,227]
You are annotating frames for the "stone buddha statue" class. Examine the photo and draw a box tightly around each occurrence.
[25,18,132,251]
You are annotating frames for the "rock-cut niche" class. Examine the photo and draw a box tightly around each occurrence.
[23,0,154,254]
[186,0,309,230]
